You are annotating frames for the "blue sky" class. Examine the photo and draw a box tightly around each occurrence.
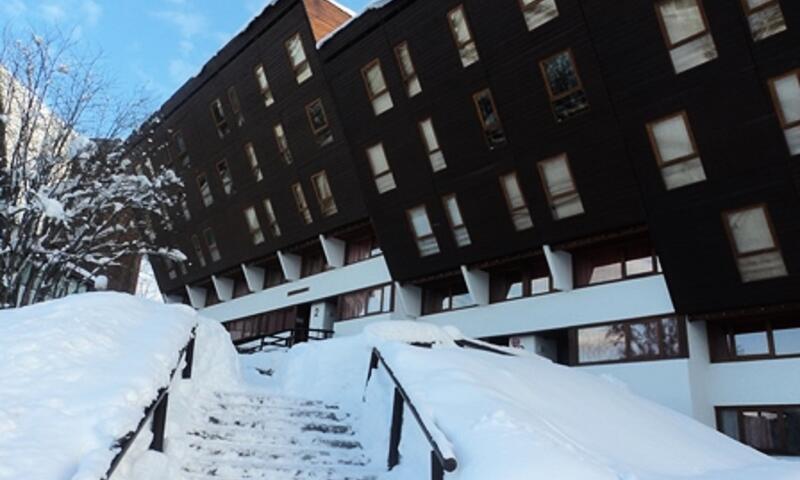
[0,0,371,107]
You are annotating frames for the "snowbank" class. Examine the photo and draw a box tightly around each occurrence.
[0,293,203,480]
[245,323,800,480]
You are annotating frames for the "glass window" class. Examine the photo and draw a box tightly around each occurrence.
[217,160,233,195]
[286,33,312,84]
[244,206,265,245]
[306,99,333,147]
[647,111,706,190]
[724,205,787,283]
[742,0,787,41]
[394,42,422,98]
[254,64,275,106]
[519,0,559,31]
[422,277,475,315]
[579,325,626,363]
[366,143,397,194]
[576,316,686,365]
[197,173,213,207]
[192,235,206,267]
[499,172,533,231]
[538,154,584,220]
[709,317,800,361]
[263,199,281,238]
[655,0,718,74]
[361,60,394,116]
[292,183,313,225]
[768,70,800,156]
[442,194,471,247]
[733,329,770,356]
[473,89,507,149]
[773,323,800,356]
[227,86,245,127]
[209,98,229,138]
[311,170,338,217]
[717,406,800,455]
[489,259,553,303]
[540,50,590,123]
[173,131,190,166]
[339,284,393,321]
[573,236,658,287]
[181,199,191,221]
[244,142,263,182]
[408,205,440,257]
[274,123,293,164]
[204,228,221,262]
[419,118,446,172]
[448,5,480,68]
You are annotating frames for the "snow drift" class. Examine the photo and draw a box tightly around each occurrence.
[245,325,800,480]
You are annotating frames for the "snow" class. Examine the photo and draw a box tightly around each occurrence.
[0,293,199,480]
[34,190,67,222]
[93,274,108,290]
[244,322,800,480]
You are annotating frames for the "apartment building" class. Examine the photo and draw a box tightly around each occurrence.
[137,0,800,456]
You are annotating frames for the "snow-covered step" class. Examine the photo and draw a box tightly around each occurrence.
[200,405,352,423]
[185,439,369,466]
[182,465,379,480]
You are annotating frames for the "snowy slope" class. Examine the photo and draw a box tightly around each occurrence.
[243,327,800,480]
[0,293,199,480]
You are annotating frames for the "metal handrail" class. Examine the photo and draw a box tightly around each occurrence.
[365,347,457,478]
[455,338,518,356]
[236,327,334,353]
[100,325,197,480]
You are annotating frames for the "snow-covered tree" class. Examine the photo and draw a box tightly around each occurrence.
[0,28,182,308]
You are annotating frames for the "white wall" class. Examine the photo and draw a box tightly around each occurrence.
[199,256,392,322]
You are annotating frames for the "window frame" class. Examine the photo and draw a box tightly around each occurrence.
[305,98,333,146]
[767,69,800,132]
[499,172,534,232]
[715,405,800,456]
[263,198,281,238]
[740,0,787,41]
[311,170,338,217]
[447,4,479,68]
[292,182,313,225]
[172,130,189,166]
[721,203,786,282]
[646,110,701,169]
[518,0,559,30]
[254,63,275,106]
[472,88,506,149]
[203,227,221,262]
[244,205,265,246]
[197,173,213,207]
[366,142,397,194]
[191,234,206,268]
[360,59,393,116]
[418,117,446,172]
[406,204,440,258]
[538,49,589,121]
[274,123,293,164]
[244,142,263,182]
[337,283,395,321]
[442,193,471,248]
[216,159,233,195]
[394,41,421,97]
[709,317,800,363]
[227,86,245,126]
[654,0,713,50]
[536,153,584,220]
[209,98,229,138]
[285,32,312,84]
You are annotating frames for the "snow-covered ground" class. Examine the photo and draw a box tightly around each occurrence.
[1,294,798,480]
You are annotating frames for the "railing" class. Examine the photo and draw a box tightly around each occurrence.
[365,347,457,480]
[455,338,517,356]
[237,327,334,354]
[100,326,197,480]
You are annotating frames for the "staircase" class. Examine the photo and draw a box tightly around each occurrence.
[178,391,381,480]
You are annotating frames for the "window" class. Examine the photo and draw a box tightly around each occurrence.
[192,234,206,268]
[209,98,230,138]
[286,33,312,84]
[292,183,313,225]
[197,173,213,207]
[646,111,707,189]
[419,118,446,172]
[305,99,333,147]
[301,246,328,278]
[575,316,686,365]
[519,0,559,31]
[717,406,800,456]
[741,0,787,41]
[540,50,590,123]
[263,199,281,238]
[217,160,233,195]
[655,0,718,74]
[165,258,177,280]
[173,131,190,167]
[361,60,394,116]
[422,276,475,315]
[345,230,382,265]
[254,64,275,107]
[573,236,661,287]
[723,205,787,283]
[227,86,245,127]
[489,258,553,303]
[538,154,584,220]
[311,171,338,217]
[768,70,800,156]
[244,142,263,182]
[394,42,422,98]
[274,123,293,164]
[473,89,507,149]
[499,172,533,231]
[181,199,191,221]
[204,228,221,262]
[366,143,397,193]
[442,194,471,247]
[407,205,440,257]
[708,316,800,362]
[448,5,479,68]
[339,284,394,321]
[244,206,265,245]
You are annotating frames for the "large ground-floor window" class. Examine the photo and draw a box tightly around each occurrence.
[717,405,800,456]
[571,315,687,365]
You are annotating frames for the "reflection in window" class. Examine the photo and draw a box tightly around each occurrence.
[274,124,293,164]
[655,0,718,74]
[210,98,230,138]
[519,0,559,31]
[489,259,553,303]
[192,235,206,268]
[204,228,222,262]
[724,205,787,283]
[244,206,265,245]
[254,64,275,107]
[422,276,476,315]
[717,406,800,455]
[198,173,213,207]
[768,70,800,156]
[227,86,245,127]
[263,199,281,238]
[395,42,422,98]
[217,160,233,195]
[499,172,533,231]
[244,142,263,182]
[540,50,589,123]
[442,194,471,247]
[538,153,584,220]
[292,183,313,225]
[366,143,397,194]
[576,317,685,365]
[419,118,446,172]
[311,170,338,217]
[306,99,333,147]
[646,111,706,190]
[408,205,440,257]
[447,5,480,68]
[742,0,787,41]
[708,316,800,361]
[473,89,507,149]
[339,284,393,321]
[361,60,394,116]
[286,33,312,84]
[573,236,660,287]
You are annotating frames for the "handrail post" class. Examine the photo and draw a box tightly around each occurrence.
[388,387,404,470]
[149,392,169,452]
[432,450,444,480]
[182,337,195,379]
